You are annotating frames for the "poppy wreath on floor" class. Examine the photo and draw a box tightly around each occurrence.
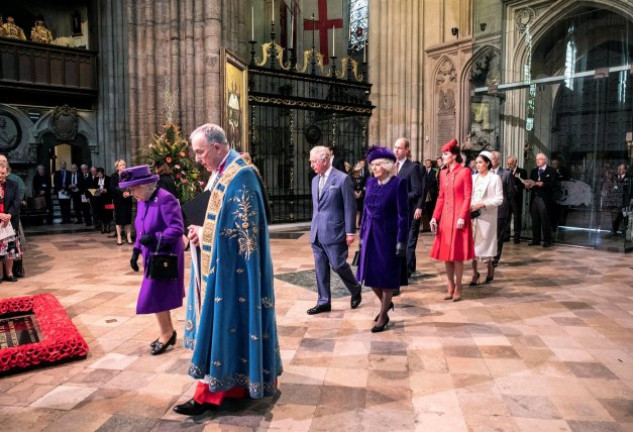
[0,293,89,374]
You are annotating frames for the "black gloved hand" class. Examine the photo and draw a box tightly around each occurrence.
[395,242,406,257]
[130,248,141,272]
[139,234,154,246]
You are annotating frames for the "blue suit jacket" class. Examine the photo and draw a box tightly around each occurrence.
[310,167,357,245]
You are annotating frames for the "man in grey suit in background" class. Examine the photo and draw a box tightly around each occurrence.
[308,146,362,315]
[491,151,515,268]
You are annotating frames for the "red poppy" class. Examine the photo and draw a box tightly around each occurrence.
[166,157,173,163]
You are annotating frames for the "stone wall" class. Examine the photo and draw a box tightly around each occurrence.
[98,0,247,165]
[367,0,474,161]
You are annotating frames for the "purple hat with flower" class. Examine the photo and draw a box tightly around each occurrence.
[366,146,397,164]
[118,165,159,188]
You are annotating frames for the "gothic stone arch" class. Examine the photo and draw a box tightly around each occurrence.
[501,0,633,164]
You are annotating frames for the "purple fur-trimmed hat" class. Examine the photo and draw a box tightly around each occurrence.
[118,165,159,188]
[366,146,397,164]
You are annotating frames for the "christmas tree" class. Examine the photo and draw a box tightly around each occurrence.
[141,122,204,204]
[139,86,204,203]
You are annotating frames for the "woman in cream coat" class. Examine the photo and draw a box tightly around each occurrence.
[469,151,504,285]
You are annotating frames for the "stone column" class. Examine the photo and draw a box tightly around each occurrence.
[368,0,472,161]
[120,0,247,156]
[97,0,130,169]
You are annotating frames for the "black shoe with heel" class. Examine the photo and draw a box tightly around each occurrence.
[151,331,176,355]
[374,302,394,322]
[371,316,390,333]
[469,272,481,286]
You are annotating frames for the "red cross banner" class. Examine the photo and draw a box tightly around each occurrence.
[301,0,345,64]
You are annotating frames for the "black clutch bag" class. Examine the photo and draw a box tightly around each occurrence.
[470,209,482,219]
[146,234,179,280]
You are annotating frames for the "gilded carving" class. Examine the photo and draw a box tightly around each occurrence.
[247,95,372,115]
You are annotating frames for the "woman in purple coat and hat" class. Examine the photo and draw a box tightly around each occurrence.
[357,146,409,333]
[121,165,185,355]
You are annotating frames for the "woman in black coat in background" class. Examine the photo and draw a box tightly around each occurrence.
[111,159,133,245]
[94,167,112,234]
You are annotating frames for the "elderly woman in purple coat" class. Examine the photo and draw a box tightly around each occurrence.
[121,165,185,355]
[357,147,409,333]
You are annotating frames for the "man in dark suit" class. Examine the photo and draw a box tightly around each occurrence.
[79,164,92,225]
[327,144,347,173]
[491,151,515,267]
[53,161,72,223]
[419,159,438,232]
[308,145,362,315]
[506,156,527,243]
[87,166,100,228]
[32,164,53,224]
[526,153,556,247]
[394,138,422,281]
[69,164,86,224]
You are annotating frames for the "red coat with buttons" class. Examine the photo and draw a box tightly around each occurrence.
[430,163,475,262]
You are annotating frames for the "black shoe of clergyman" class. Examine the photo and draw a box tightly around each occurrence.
[351,292,362,309]
[307,303,331,315]
[173,399,213,416]
[542,242,553,248]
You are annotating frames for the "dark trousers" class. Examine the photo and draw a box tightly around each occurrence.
[59,198,71,223]
[493,217,509,266]
[82,201,92,225]
[530,196,552,243]
[612,210,627,234]
[422,200,437,231]
[406,213,421,276]
[44,194,53,223]
[71,192,83,222]
[311,236,361,305]
[508,195,523,241]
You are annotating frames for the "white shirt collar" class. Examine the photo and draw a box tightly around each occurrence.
[322,165,333,179]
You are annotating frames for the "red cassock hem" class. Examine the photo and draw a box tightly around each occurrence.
[193,381,248,406]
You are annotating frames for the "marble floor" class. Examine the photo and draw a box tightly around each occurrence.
[1,229,633,431]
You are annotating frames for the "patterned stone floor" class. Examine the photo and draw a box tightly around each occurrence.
[1,229,633,431]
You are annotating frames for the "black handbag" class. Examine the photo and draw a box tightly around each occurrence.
[470,209,481,219]
[147,234,178,280]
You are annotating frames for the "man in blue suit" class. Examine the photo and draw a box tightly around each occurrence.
[308,146,362,315]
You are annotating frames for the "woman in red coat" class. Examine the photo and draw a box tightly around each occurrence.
[430,139,475,302]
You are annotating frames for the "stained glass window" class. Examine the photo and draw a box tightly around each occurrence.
[349,0,368,51]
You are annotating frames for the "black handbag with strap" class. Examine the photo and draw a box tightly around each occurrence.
[147,234,178,280]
